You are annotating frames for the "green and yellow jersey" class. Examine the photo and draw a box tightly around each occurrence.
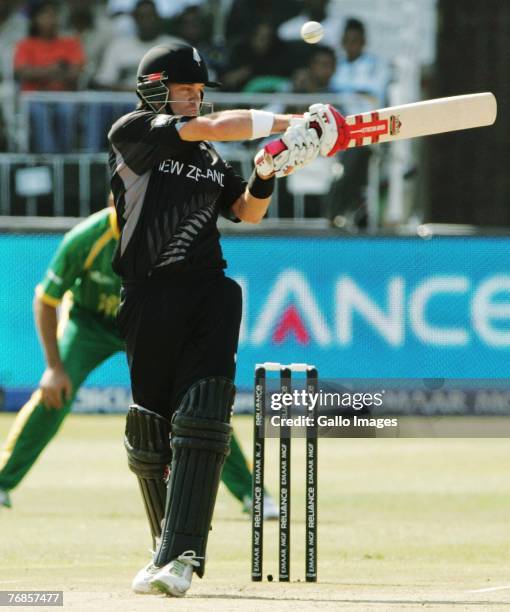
[36,208,121,324]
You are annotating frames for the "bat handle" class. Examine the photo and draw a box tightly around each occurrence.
[263,120,322,157]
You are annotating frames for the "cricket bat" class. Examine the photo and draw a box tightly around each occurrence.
[341,92,497,148]
[264,93,497,159]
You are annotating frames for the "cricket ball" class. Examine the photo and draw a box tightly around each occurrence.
[300,21,324,44]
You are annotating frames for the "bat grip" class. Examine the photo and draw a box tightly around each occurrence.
[263,118,325,158]
[264,139,287,156]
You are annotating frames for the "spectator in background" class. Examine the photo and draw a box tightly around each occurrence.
[85,0,183,152]
[95,0,184,90]
[328,18,391,229]
[283,45,339,218]
[0,0,27,151]
[15,1,84,93]
[107,0,207,35]
[331,18,390,112]
[292,44,336,94]
[106,0,138,35]
[108,0,206,19]
[225,0,299,47]
[0,0,27,82]
[278,0,343,50]
[14,1,85,153]
[221,22,296,92]
[170,6,225,80]
[65,0,112,88]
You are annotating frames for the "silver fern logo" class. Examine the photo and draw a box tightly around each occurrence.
[192,48,201,64]
[155,204,215,267]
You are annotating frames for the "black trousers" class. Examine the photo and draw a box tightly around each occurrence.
[117,270,242,419]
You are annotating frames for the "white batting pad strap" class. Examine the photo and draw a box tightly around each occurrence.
[250,110,275,140]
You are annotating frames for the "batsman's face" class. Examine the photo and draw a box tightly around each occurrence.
[167,83,205,116]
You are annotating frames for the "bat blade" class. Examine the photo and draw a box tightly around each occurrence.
[345,92,497,148]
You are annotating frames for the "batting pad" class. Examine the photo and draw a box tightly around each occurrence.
[124,405,172,547]
[154,377,235,576]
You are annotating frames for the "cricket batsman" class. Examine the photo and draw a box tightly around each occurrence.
[0,203,278,521]
[109,42,349,596]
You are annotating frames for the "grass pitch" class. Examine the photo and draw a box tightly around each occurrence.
[1,413,509,610]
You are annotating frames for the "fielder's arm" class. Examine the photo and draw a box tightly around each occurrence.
[34,296,72,409]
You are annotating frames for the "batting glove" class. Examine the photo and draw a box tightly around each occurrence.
[302,104,351,156]
[254,124,320,178]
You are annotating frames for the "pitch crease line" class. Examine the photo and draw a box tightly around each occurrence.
[467,585,510,593]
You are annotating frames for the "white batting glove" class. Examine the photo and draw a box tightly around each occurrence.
[282,124,320,171]
[254,125,320,178]
[302,104,351,156]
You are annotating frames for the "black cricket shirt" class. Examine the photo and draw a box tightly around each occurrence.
[108,109,246,280]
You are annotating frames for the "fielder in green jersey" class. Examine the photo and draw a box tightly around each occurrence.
[0,206,276,519]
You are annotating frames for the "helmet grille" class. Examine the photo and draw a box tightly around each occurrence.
[136,71,169,113]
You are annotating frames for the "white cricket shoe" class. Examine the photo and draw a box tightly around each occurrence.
[149,550,202,597]
[0,488,11,509]
[243,494,279,521]
[131,561,161,594]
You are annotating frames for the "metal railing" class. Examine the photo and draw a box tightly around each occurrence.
[0,90,400,228]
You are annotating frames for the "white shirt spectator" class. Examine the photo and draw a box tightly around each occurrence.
[0,8,27,80]
[95,34,185,89]
[330,52,391,114]
[108,0,205,19]
[65,10,114,87]
[278,14,343,50]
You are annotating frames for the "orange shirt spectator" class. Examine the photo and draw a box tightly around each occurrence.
[15,37,85,91]
[14,1,85,92]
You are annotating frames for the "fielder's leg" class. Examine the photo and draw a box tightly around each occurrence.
[0,311,123,497]
[222,432,279,520]
[221,431,252,503]
[0,390,71,493]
